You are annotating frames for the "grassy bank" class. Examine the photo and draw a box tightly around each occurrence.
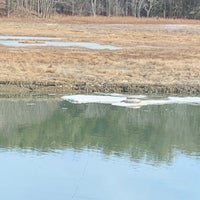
[0,17,200,95]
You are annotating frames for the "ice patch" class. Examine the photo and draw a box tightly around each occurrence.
[164,24,189,30]
[0,36,119,50]
[62,95,127,104]
[62,95,200,108]
[94,93,146,99]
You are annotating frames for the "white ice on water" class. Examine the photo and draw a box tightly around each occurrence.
[62,94,200,108]
[62,95,127,104]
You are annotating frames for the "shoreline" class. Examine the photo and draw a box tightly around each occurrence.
[0,81,199,96]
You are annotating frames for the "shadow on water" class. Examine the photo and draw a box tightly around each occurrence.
[0,97,200,164]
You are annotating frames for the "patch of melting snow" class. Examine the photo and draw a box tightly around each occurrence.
[163,24,199,31]
[0,35,119,50]
[62,95,127,104]
[94,92,146,99]
[165,24,187,28]
[62,95,200,109]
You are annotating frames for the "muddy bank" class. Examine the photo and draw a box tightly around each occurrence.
[0,80,199,95]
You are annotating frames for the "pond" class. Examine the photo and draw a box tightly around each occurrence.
[0,36,119,50]
[0,94,200,200]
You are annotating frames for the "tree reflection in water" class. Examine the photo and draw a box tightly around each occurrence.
[0,98,199,164]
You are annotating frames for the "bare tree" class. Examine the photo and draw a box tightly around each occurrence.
[3,0,200,19]
[137,0,145,17]
[91,0,97,16]
[144,0,158,17]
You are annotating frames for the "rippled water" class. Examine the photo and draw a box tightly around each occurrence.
[0,95,200,200]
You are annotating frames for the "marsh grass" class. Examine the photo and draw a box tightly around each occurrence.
[0,17,199,93]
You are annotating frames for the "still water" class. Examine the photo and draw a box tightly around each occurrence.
[0,36,119,50]
[0,96,200,200]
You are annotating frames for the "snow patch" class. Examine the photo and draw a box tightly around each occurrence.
[0,36,119,50]
[62,95,200,108]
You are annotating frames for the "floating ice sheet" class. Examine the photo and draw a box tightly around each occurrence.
[0,36,119,50]
[62,95,200,108]
[62,95,127,104]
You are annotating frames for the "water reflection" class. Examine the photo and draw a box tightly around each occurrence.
[0,98,199,164]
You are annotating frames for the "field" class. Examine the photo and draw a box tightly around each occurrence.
[0,16,200,94]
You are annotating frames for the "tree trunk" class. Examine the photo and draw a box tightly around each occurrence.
[6,0,10,17]
[91,0,96,16]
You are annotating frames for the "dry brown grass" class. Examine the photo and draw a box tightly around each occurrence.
[1,15,200,24]
[0,17,200,93]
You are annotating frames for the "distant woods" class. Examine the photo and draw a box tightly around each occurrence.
[1,0,200,19]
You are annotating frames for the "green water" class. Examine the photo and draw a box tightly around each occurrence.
[0,96,200,199]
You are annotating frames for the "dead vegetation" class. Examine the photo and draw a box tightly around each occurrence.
[0,17,200,94]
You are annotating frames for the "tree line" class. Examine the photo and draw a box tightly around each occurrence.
[4,0,200,19]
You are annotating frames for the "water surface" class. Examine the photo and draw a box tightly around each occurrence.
[0,96,200,200]
[0,36,119,50]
